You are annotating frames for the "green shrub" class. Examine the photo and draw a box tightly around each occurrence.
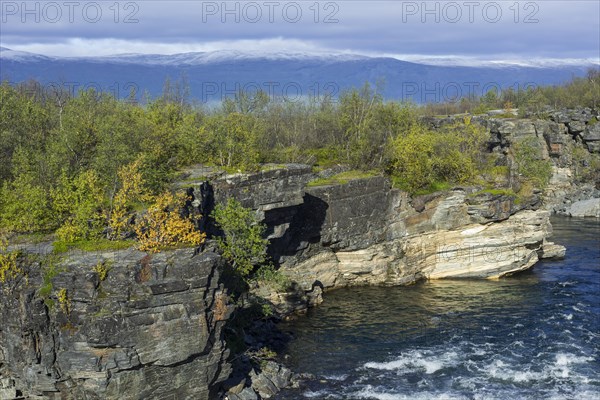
[57,288,71,314]
[212,198,268,278]
[253,263,291,292]
[198,113,263,170]
[388,122,488,193]
[52,170,106,242]
[37,254,65,307]
[512,136,552,188]
[572,145,600,183]
[93,261,112,281]
[0,175,55,233]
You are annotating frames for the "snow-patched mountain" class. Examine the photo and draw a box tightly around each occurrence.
[391,54,600,68]
[0,47,52,62]
[1,48,597,103]
[89,50,370,66]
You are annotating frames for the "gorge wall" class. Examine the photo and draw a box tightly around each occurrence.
[425,108,600,214]
[200,108,598,312]
[208,169,564,315]
[0,250,231,400]
[1,109,598,399]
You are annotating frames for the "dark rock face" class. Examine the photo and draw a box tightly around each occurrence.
[582,123,600,153]
[212,164,315,212]
[0,249,231,400]
[272,177,398,264]
[465,191,516,222]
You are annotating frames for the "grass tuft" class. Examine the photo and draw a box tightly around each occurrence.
[307,170,379,187]
[53,239,134,254]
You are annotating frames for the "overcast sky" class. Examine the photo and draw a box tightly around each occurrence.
[1,0,599,63]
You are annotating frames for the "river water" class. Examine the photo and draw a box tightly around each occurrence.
[275,216,600,400]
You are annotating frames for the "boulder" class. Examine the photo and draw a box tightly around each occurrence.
[540,241,567,259]
[567,198,600,218]
[581,124,600,153]
[249,361,293,399]
[227,387,259,400]
[489,119,537,145]
[568,108,594,122]
[550,110,571,124]
[567,120,586,134]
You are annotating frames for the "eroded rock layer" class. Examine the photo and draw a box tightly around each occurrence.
[0,250,231,400]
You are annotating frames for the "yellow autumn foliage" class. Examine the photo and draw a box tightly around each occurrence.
[108,158,152,239]
[134,191,205,253]
[0,233,21,284]
[57,288,71,314]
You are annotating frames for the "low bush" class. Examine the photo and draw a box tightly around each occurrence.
[212,198,269,278]
[134,191,205,253]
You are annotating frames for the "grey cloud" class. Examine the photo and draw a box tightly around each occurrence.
[0,0,597,58]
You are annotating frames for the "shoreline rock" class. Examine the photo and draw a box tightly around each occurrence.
[567,198,600,218]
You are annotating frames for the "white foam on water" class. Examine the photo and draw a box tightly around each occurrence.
[472,391,523,400]
[563,313,573,321]
[550,352,594,380]
[363,350,458,374]
[554,352,592,366]
[353,385,468,400]
[512,370,543,383]
[472,348,488,356]
[322,374,348,381]
[303,389,339,399]
[483,358,542,383]
[558,281,577,287]
[481,351,596,386]
[318,339,599,400]
[547,392,600,400]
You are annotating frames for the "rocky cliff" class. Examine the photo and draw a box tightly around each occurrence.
[2,109,597,399]
[488,111,599,215]
[247,177,563,313]
[0,249,231,400]
[198,109,599,313]
[425,108,600,215]
[191,172,565,316]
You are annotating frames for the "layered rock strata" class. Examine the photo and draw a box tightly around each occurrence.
[0,249,231,400]
[201,167,564,315]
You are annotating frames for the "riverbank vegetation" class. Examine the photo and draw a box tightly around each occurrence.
[0,70,598,244]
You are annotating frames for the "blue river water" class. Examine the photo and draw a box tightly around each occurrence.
[275,216,600,400]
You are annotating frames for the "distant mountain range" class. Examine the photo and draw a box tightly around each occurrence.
[1,47,597,104]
